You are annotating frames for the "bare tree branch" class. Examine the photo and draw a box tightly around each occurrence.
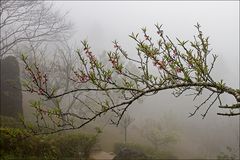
[0,0,72,58]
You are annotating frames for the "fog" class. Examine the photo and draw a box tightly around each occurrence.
[49,1,239,159]
[1,1,239,159]
[54,1,239,88]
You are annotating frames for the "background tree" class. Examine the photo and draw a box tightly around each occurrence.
[0,0,71,58]
[120,114,134,144]
[140,119,177,150]
[21,23,240,134]
[0,0,72,122]
[30,40,88,128]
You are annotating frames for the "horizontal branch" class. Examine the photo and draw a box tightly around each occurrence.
[48,87,143,99]
[218,103,240,109]
[217,112,240,116]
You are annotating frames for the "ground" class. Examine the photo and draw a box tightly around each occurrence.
[89,151,115,160]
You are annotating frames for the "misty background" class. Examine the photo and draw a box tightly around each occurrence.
[43,1,239,159]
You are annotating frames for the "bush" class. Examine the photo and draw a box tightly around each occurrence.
[0,127,98,159]
[114,142,177,160]
[217,146,238,160]
[113,143,148,160]
[49,132,98,159]
[0,115,23,128]
[0,127,57,159]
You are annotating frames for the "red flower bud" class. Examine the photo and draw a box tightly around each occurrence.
[173,49,177,54]
[157,60,164,66]
[176,67,182,73]
[157,61,165,70]
[188,63,193,68]
[144,35,149,40]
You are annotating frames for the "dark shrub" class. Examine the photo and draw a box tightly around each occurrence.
[114,147,148,160]
[0,127,57,159]
[114,142,177,160]
[114,143,148,160]
[50,132,98,160]
[0,127,98,160]
[0,115,23,128]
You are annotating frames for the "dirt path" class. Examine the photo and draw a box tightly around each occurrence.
[89,151,115,160]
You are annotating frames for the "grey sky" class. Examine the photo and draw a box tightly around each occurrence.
[52,1,240,117]
[51,2,239,157]
[54,1,239,87]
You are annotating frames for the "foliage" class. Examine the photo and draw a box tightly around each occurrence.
[49,132,98,159]
[114,143,145,156]
[0,126,98,159]
[140,119,178,150]
[217,146,239,160]
[0,127,56,159]
[0,116,23,128]
[114,142,177,159]
[21,24,240,134]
